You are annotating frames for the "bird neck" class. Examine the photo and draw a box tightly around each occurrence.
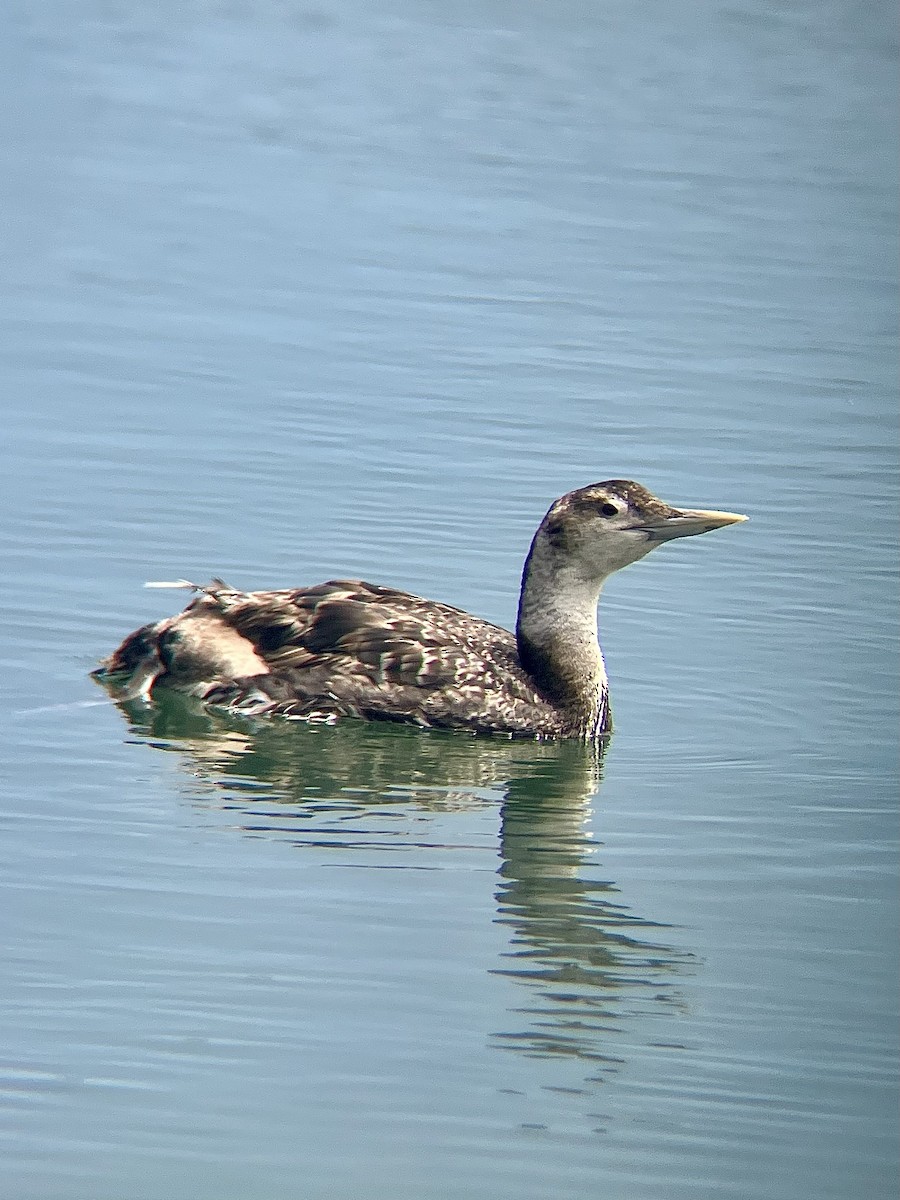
[515,533,609,735]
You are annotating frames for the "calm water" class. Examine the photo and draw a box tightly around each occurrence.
[1,1,897,1198]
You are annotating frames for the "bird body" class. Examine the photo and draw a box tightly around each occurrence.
[94,480,746,741]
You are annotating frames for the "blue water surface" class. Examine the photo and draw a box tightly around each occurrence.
[1,2,897,1198]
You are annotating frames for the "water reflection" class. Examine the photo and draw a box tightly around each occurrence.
[496,767,690,1065]
[112,693,690,1070]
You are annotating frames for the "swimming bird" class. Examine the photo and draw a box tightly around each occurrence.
[93,480,746,740]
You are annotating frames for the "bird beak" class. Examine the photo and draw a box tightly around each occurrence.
[640,507,748,542]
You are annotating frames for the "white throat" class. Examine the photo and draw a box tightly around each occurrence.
[515,531,610,727]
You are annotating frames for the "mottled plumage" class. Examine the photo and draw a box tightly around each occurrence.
[94,480,746,740]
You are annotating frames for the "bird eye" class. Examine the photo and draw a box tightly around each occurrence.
[599,503,619,518]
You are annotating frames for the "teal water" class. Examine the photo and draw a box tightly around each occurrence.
[1,2,897,1198]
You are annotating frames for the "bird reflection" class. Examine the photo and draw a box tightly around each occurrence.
[494,763,690,1065]
[111,692,690,1069]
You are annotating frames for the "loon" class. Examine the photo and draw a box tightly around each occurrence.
[93,480,746,740]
